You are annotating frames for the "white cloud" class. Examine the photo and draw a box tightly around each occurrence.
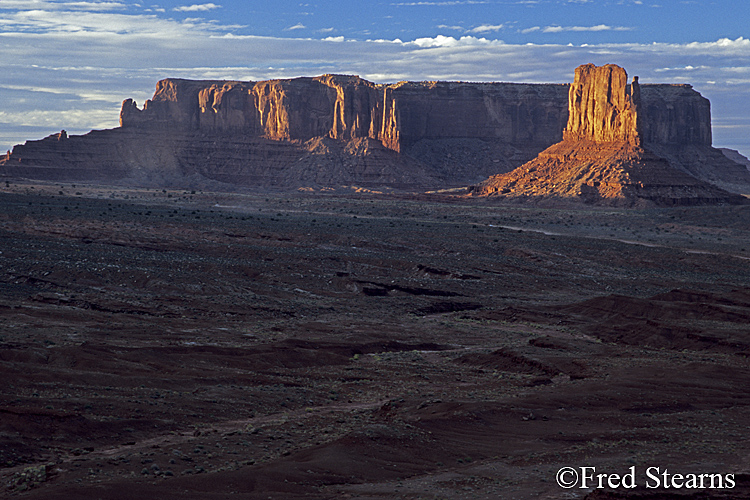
[0,108,115,130]
[173,3,221,13]
[467,24,505,34]
[2,83,122,101]
[654,65,710,72]
[408,34,502,48]
[391,1,489,5]
[0,1,126,11]
[0,8,231,35]
[722,66,750,74]
[685,37,750,52]
[284,22,306,31]
[543,24,633,33]
[437,24,463,31]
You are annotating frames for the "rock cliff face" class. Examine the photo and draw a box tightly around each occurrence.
[561,63,712,147]
[639,84,711,146]
[1,68,746,194]
[119,76,570,154]
[116,74,711,153]
[563,63,640,145]
[472,63,749,205]
[2,76,571,189]
[121,76,386,143]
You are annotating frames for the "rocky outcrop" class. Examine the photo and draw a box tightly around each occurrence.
[116,73,712,153]
[639,84,711,146]
[559,63,713,147]
[382,81,569,152]
[472,64,749,205]
[0,129,133,182]
[2,68,748,194]
[3,76,571,189]
[471,141,744,206]
[721,148,750,172]
[119,76,386,143]
[118,76,570,154]
[563,63,640,145]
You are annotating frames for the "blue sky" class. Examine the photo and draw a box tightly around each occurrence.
[2,0,750,158]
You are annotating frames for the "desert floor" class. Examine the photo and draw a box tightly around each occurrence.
[1,181,749,499]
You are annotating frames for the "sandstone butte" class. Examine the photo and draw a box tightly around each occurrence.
[470,63,750,206]
[2,65,750,203]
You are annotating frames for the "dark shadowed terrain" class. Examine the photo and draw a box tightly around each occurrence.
[1,180,750,499]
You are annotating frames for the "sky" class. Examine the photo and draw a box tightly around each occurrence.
[1,0,750,158]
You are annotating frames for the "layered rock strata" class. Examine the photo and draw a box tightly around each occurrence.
[117,76,570,152]
[472,64,749,205]
[3,76,574,189]
[2,70,748,194]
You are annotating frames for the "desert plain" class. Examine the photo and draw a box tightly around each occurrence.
[1,179,749,499]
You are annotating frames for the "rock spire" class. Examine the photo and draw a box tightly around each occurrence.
[471,63,748,205]
[563,63,640,146]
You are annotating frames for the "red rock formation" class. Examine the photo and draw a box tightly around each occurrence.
[119,76,569,153]
[563,63,640,145]
[473,140,743,206]
[472,64,748,205]
[3,68,749,194]
[110,74,719,159]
